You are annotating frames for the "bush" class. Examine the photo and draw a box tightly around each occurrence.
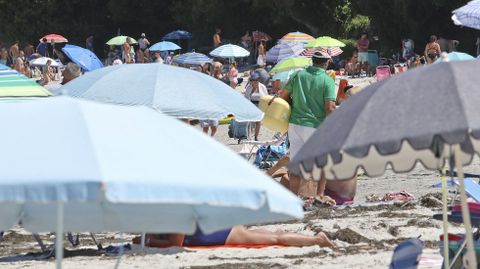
[339,39,357,59]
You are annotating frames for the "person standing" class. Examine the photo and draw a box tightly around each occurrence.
[424,35,441,64]
[123,38,132,63]
[9,41,20,65]
[245,72,268,140]
[402,38,414,64]
[356,33,369,76]
[280,51,336,204]
[213,29,222,48]
[138,33,150,51]
[86,36,94,52]
[36,38,49,57]
[228,62,238,88]
[257,41,266,67]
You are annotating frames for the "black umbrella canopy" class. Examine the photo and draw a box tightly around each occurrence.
[289,60,480,180]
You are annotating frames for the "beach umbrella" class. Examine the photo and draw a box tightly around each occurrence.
[452,0,480,30]
[280,31,315,44]
[61,63,263,122]
[40,34,68,43]
[61,45,103,72]
[209,44,250,58]
[435,51,475,63]
[29,57,61,67]
[305,36,346,48]
[172,52,212,65]
[149,41,181,52]
[289,61,480,269]
[252,31,272,42]
[0,63,9,70]
[270,57,311,74]
[163,30,192,40]
[0,69,52,97]
[106,35,137,46]
[0,97,302,268]
[300,47,343,58]
[266,42,304,64]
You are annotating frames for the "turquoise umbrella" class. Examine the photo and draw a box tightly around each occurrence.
[435,52,475,62]
[0,97,303,268]
[61,63,263,121]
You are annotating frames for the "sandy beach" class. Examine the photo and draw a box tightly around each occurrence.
[0,77,466,268]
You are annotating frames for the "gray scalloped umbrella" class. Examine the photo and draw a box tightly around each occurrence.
[289,61,480,269]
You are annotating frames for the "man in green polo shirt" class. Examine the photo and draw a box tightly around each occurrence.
[280,51,336,202]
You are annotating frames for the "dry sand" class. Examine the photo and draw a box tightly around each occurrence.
[0,76,465,268]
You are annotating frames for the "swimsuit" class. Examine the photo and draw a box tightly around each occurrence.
[183,228,232,246]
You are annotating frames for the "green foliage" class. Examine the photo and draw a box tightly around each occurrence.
[0,0,478,57]
[338,39,357,57]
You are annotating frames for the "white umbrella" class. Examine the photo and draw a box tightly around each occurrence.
[29,57,61,67]
[0,97,303,268]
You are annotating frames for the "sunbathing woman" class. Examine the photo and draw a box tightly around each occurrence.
[133,225,333,248]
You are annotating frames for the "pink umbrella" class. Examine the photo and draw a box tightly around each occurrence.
[300,47,343,58]
[252,31,272,42]
[40,34,68,43]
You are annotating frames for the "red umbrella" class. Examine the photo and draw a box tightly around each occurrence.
[40,34,68,43]
[252,31,272,42]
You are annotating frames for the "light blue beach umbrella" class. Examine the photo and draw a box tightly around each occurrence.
[210,44,250,58]
[435,51,476,63]
[0,63,9,70]
[452,0,480,30]
[0,97,303,268]
[149,41,181,52]
[173,52,212,65]
[266,42,304,64]
[61,44,104,72]
[272,69,300,88]
[61,63,263,121]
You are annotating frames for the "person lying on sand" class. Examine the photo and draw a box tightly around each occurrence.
[132,225,333,247]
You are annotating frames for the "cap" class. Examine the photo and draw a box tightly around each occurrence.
[313,51,331,59]
[141,33,146,37]
[250,72,260,81]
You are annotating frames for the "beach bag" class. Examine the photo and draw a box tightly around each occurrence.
[228,120,249,141]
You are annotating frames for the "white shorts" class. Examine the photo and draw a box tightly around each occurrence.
[288,124,317,158]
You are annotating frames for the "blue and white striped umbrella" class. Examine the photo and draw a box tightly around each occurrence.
[266,42,304,64]
[149,41,181,52]
[210,44,250,58]
[0,63,9,70]
[173,52,212,65]
[452,0,480,30]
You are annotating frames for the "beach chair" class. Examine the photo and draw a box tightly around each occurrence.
[336,79,348,104]
[376,65,391,81]
[389,238,423,269]
[239,132,287,162]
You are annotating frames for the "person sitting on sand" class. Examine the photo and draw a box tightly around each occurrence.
[345,53,359,77]
[133,225,333,248]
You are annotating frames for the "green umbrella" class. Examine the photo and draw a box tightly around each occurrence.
[304,36,346,48]
[270,57,312,74]
[106,36,137,46]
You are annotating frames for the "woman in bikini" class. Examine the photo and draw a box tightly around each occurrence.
[424,35,441,64]
[133,225,333,248]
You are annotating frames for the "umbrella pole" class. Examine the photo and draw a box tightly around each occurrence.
[141,233,146,250]
[55,201,64,269]
[454,144,477,269]
[441,168,450,268]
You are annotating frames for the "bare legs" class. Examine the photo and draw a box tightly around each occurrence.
[226,226,333,247]
[202,125,217,137]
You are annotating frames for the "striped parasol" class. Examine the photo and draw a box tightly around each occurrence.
[280,31,315,44]
[300,47,343,58]
[452,0,480,30]
[210,44,250,58]
[40,34,68,43]
[173,52,212,65]
[0,70,52,97]
[266,42,304,64]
